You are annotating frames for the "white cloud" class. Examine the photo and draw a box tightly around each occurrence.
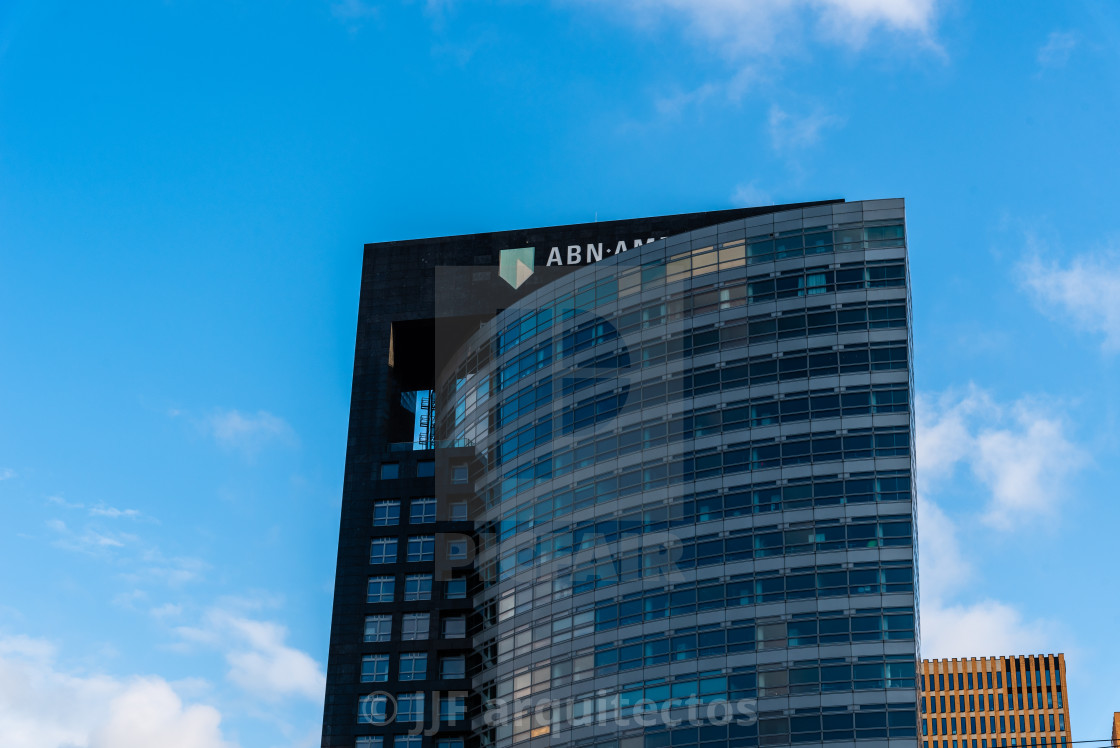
[915,496,970,603]
[151,603,184,619]
[46,494,84,510]
[768,104,844,152]
[916,388,1073,658]
[175,608,325,703]
[0,468,14,481]
[204,409,298,457]
[47,518,138,555]
[0,633,237,748]
[730,181,775,207]
[1020,247,1120,352]
[112,589,148,610]
[921,599,1056,659]
[917,495,1056,658]
[127,550,209,587]
[1037,30,1079,69]
[89,504,143,520]
[653,66,761,116]
[45,495,148,522]
[654,82,721,116]
[222,617,324,702]
[582,0,941,57]
[46,506,206,586]
[916,386,1087,530]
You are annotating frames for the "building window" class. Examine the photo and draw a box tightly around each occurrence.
[438,739,464,748]
[445,578,467,599]
[373,500,400,527]
[449,502,469,521]
[399,652,427,680]
[367,576,395,603]
[358,693,389,724]
[440,655,466,679]
[451,464,469,484]
[398,692,425,722]
[357,738,384,748]
[401,612,429,640]
[440,695,466,723]
[404,574,432,601]
[364,614,392,642]
[447,539,469,561]
[407,536,435,562]
[442,616,466,638]
[416,460,435,477]
[396,736,422,748]
[370,537,398,564]
[380,463,399,480]
[361,654,389,683]
[410,498,436,524]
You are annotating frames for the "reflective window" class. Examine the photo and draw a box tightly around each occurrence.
[360,654,389,683]
[451,464,469,484]
[407,535,434,562]
[366,576,394,603]
[443,616,467,638]
[357,693,389,725]
[440,695,466,723]
[399,652,427,680]
[441,655,466,679]
[410,498,436,524]
[364,614,391,642]
[404,574,432,601]
[401,612,429,640]
[397,692,425,722]
[369,537,397,564]
[446,578,468,599]
[373,500,400,527]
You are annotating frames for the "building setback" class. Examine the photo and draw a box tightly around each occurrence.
[919,655,1071,748]
[323,199,919,748]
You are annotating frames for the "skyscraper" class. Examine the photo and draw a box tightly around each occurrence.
[323,199,918,748]
[919,655,1071,748]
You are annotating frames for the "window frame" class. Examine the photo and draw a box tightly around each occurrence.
[398,651,428,681]
[366,576,395,603]
[369,537,398,564]
[410,498,437,524]
[401,612,430,640]
[443,615,467,638]
[373,500,401,527]
[404,573,433,601]
[364,614,392,642]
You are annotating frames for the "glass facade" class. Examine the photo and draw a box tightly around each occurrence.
[431,200,918,748]
[324,198,918,748]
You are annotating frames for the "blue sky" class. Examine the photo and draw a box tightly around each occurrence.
[2,1,1119,746]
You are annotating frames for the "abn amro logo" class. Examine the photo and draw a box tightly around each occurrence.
[499,247,534,289]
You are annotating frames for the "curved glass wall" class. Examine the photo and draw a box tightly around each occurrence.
[434,200,918,748]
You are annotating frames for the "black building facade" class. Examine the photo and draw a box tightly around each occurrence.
[323,200,919,748]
